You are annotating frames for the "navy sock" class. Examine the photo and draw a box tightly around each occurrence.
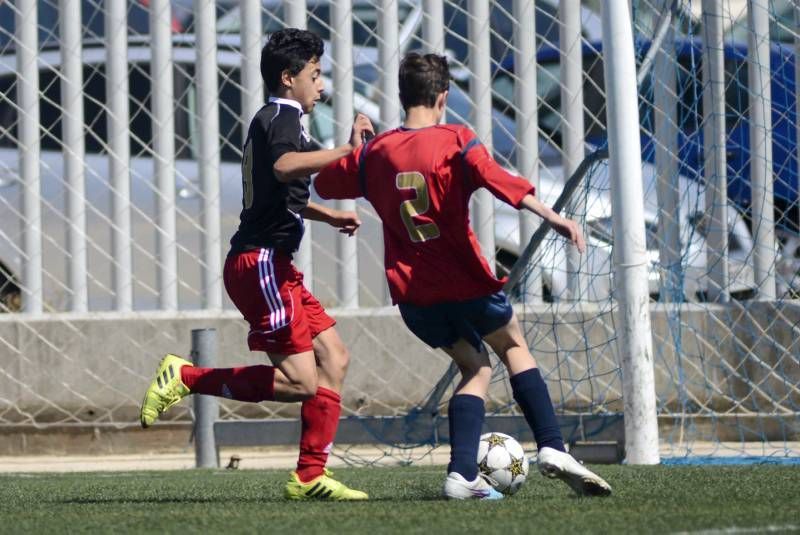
[447,394,485,481]
[510,368,566,452]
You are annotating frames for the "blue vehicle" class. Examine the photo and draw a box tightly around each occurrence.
[496,37,798,234]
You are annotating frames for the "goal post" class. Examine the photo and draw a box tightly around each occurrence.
[601,0,660,465]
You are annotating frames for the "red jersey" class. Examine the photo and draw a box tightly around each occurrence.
[315,124,534,306]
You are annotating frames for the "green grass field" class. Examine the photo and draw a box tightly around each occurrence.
[2,465,799,534]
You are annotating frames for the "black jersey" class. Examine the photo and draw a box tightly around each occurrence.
[229,97,312,254]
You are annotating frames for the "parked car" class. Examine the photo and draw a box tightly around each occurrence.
[493,165,757,302]
[0,37,383,311]
[496,35,797,295]
[499,37,798,223]
[0,0,192,50]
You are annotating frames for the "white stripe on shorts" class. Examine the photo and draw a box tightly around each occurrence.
[257,248,287,331]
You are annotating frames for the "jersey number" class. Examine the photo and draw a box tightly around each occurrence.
[396,172,440,243]
[242,139,254,209]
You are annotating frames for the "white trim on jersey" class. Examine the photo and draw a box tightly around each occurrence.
[268,96,304,115]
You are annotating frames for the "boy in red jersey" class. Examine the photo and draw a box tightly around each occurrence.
[139,28,374,501]
[315,52,611,499]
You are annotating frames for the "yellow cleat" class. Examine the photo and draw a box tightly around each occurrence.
[284,469,369,501]
[139,354,192,428]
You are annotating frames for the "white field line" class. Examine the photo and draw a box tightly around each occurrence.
[673,525,800,535]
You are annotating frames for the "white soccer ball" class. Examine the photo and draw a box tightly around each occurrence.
[477,432,529,495]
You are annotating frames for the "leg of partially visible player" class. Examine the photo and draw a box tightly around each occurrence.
[282,285,367,501]
[439,340,503,500]
[293,325,347,482]
[139,334,320,419]
[140,249,366,500]
[442,339,492,481]
[483,313,612,497]
[281,326,368,500]
[441,340,492,484]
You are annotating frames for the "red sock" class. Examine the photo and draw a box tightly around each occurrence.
[296,387,341,483]
[180,365,275,402]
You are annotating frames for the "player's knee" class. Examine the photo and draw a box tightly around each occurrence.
[322,342,350,380]
[336,346,350,375]
[293,374,319,399]
[487,333,525,361]
[458,361,492,381]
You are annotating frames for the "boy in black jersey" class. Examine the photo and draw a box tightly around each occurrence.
[140,28,374,501]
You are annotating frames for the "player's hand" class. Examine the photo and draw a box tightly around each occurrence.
[350,113,375,148]
[549,215,586,254]
[329,209,361,236]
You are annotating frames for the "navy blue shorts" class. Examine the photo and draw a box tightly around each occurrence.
[398,291,513,352]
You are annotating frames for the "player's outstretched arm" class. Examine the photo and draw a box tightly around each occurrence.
[274,114,374,182]
[520,194,586,253]
[302,201,361,236]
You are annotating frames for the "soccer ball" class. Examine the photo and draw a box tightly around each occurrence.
[477,432,529,495]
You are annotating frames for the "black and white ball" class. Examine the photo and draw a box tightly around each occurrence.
[477,432,529,495]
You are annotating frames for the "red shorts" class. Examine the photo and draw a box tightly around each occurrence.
[224,248,335,355]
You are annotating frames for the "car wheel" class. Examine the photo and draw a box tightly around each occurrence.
[0,262,21,312]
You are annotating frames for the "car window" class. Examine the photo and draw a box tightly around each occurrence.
[217,66,244,163]
[406,0,573,70]
[676,53,703,131]
[216,1,415,48]
[0,74,16,148]
[181,64,246,164]
[310,101,335,148]
[0,1,186,50]
[729,0,798,43]
[0,59,194,158]
[724,57,749,123]
[493,47,606,147]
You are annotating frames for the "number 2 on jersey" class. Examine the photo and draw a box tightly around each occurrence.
[396,172,440,243]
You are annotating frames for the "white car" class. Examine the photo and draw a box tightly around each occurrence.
[0,36,385,311]
[493,164,757,302]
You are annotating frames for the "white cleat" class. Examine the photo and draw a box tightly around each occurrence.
[443,472,504,500]
[537,447,612,497]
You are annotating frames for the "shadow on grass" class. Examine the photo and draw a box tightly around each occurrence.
[59,497,265,505]
[57,495,447,505]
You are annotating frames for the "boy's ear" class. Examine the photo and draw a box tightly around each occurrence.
[280,69,293,89]
[436,90,449,110]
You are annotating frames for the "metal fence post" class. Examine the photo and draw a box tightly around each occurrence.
[195,0,223,310]
[192,328,219,468]
[747,0,777,299]
[701,0,730,302]
[151,0,178,311]
[17,0,43,314]
[514,0,541,302]
[469,0,495,271]
[560,0,587,300]
[333,0,359,308]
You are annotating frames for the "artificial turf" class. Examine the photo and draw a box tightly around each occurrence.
[1,464,799,534]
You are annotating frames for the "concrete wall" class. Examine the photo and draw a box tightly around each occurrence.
[1,302,798,427]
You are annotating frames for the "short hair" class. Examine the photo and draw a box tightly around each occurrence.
[260,28,324,92]
[398,52,450,109]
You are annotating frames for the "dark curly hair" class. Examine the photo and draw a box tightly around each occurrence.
[260,28,324,93]
[398,52,450,109]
